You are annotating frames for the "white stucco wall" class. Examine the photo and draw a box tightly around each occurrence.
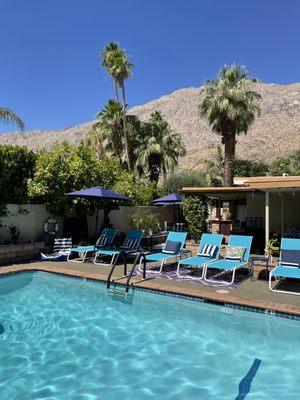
[0,204,63,244]
[0,204,176,244]
[105,205,173,233]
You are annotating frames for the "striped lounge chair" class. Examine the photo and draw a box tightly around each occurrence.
[40,237,73,261]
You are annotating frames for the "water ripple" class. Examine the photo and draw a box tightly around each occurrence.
[0,272,299,399]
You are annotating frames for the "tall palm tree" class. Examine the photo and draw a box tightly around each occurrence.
[136,112,186,186]
[0,107,24,130]
[199,65,261,186]
[112,51,134,172]
[100,42,120,102]
[100,42,134,170]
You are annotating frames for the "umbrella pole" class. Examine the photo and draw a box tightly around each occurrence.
[95,205,99,239]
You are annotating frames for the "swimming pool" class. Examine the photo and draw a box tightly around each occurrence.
[0,272,299,399]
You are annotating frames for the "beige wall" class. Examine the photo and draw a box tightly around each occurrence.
[88,205,174,235]
[0,204,63,244]
[246,192,300,231]
[0,204,177,244]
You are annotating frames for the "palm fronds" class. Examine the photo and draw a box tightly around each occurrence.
[0,107,25,130]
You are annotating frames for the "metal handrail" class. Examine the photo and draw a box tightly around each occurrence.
[106,251,123,289]
[106,250,146,290]
[125,252,147,292]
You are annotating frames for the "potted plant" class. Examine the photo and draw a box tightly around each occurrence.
[131,209,159,235]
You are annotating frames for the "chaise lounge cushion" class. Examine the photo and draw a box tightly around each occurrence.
[198,244,218,258]
[225,245,246,260]
[162,240,181,255]
[281,250,300,267]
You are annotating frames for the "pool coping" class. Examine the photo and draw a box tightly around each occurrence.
[1,264,300,320]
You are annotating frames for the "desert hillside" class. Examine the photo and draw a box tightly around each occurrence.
[1,83,300,169]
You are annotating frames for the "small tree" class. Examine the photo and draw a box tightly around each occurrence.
[182,196,208,241]
[28,142,121,217]
[0,145,36,204]
[0,145,36,225]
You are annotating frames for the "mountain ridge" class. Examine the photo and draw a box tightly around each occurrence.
[1,82,300,169]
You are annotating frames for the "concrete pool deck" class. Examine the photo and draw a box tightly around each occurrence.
[1,259,300,316]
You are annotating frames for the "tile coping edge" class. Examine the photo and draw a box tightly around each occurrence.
[1,265,300,320]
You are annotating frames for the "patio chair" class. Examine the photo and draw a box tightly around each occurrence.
[139,231,188,273]
[40,237,72,261]
[269,238,300,296]
[176,233,223,279]
[67,228,118,263]
[94,229,144,266]
[203,235,253,285]
[152,230,190,255]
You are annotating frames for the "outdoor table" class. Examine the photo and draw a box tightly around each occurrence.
[249,255,269,281]
[144,233,167,252]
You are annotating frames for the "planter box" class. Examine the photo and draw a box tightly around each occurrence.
[0,242,45,266]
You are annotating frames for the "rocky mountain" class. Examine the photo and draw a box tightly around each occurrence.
[1,83,300,169]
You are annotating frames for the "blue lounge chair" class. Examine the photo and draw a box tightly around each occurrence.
[67,228,118,263]
[177,233,223,279]
[269,238,300,296]
[204,235,253,285]
[140,231,188,273]
[94,229,144,266]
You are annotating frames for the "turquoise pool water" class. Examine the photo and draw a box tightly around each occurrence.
[0,272,299,399]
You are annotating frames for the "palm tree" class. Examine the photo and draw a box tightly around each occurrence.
[100,42,134,170]
[148,112,186,180]
[100,42,120,102]
[136,112,186,186]
[199,65,261,186]
[0,107,24,130]
[91,100,124,159]
[112,51,134,172]
[83,124,105,159]
[126,114,143,171]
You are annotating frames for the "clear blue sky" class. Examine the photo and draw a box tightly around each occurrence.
[1,0,300,133]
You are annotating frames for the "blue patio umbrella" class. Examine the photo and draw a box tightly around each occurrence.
[152,193,183,204]
[152,193,184,222]
[153,201,182,206]
[66,186,131,236]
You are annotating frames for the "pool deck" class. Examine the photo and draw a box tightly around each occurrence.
[1,259,300,316]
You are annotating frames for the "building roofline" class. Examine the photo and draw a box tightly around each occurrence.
[182,175,300,195]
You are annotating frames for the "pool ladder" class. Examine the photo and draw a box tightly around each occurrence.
[107,252,147,293]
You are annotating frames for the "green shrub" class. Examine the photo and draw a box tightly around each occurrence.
[0,144,36,208]
[161,170,207,194]
[268,150,300,176]
[182,195,208,240]
[233,158,269,177]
